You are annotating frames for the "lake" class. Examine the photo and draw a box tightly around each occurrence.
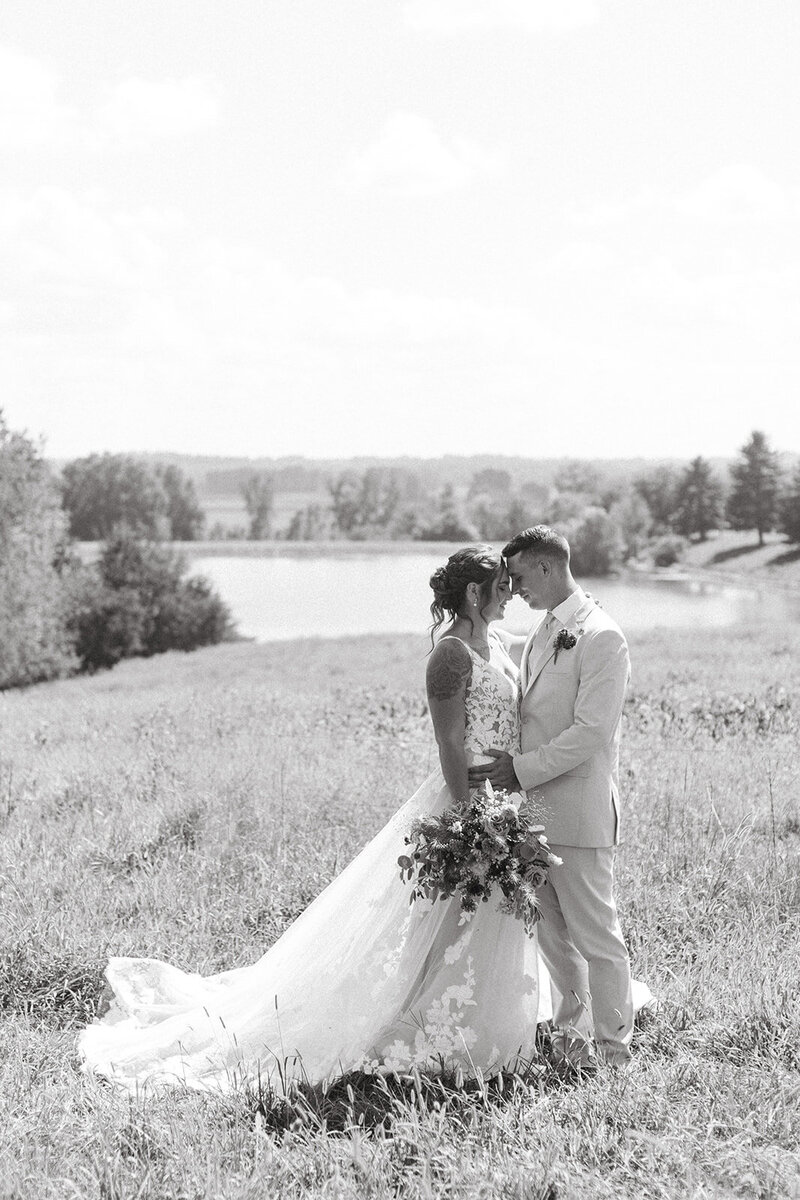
[187,547,800,642]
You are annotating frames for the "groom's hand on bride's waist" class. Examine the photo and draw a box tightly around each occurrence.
[467,750,520,791]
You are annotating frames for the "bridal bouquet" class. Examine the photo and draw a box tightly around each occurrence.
[397,782,561,936]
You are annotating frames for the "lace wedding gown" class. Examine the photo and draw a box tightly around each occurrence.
[79,635,544,1092]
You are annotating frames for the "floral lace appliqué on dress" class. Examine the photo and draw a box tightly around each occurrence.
[461,639,520,761]
[361,636,538,1077]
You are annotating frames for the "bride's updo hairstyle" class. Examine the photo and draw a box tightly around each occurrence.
[429,544,503,647]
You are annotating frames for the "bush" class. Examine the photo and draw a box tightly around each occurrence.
[67,575,146,672]
[651,534,687,567]
[0,416,76,689]
[69,532,234,673]
[147,575,232,654]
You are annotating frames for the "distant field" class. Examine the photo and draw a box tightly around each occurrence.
[202,490,323,537]
[1,626,798,1197]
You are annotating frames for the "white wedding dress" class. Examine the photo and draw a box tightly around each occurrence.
[79,635,545,1092]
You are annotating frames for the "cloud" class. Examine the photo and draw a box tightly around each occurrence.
[342,112,503,196]
[675,165,798,224]
[0,181,542,391]
[99,77,221,145]
[548,241,619,273]
[402,0,600,35]
[0,44,221,155]
[0,44,81,150]
[570,167,800,230]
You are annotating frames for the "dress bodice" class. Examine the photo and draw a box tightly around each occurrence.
[441,635,520,758]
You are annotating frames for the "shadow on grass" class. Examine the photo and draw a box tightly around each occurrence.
[247,1022,618,1137]
[767,545,800,566]
[249,1064,554,1137]
[709,542,765,564]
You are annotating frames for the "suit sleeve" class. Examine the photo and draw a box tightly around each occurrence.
[512,628,630,791]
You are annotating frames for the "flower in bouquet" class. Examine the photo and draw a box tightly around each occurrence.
[397,782,561,936]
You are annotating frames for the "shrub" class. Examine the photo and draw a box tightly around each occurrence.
[0,415,76,689]
[67,574,146,672]
[70,532,234,672]
[146,575,232,654]
[651,534,687,567]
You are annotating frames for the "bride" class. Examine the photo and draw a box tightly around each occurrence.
[79,546,544,1091]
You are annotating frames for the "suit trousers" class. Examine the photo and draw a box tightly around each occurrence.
[536,844,633,1063]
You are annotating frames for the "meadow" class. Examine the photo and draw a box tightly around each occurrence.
[1,626,799,1199]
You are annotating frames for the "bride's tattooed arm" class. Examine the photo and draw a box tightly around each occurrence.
[427,639,472,700]
[426,639,472,806]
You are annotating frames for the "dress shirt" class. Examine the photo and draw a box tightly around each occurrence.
[549,588,586,630]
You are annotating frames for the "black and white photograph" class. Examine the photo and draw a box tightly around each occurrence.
[1,2,799,1197]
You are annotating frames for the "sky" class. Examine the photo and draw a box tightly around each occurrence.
[2,0,799,462]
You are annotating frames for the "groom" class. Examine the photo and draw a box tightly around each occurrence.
[468,524,634,1067]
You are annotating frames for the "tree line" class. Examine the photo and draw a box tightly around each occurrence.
[0,415,233,691]
[52,431,799,575]
[281,431,797,571]
[61,453,277,540]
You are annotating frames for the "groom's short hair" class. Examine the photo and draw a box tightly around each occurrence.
[503,525,570,566]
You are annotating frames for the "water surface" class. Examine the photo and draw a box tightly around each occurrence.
[189,550,800,642]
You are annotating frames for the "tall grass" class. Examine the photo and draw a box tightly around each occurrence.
[0,627,798,1198]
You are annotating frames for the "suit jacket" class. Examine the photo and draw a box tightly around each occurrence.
[512,592,630,848]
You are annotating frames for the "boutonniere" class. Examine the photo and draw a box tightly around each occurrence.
[553,627,583,664]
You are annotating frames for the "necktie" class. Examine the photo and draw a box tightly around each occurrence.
[529,611,555,675]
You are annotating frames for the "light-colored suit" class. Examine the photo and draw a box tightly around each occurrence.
[513,590,634,1062]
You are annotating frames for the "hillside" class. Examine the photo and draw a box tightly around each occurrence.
[680,530,800,589]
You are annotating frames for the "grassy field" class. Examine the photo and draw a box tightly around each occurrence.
[680,531,800,588]
[1,627,799,1199]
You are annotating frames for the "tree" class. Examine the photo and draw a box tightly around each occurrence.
[778,463,800,544]
[285,504,334,541]
[419,485,477,541]
[0,413,76,688]
[609,493,652,560]
[468,491,530,540]
[157,464,205,541]
[674,456,724,541]
[633,466,680,532]
[328,469,401,539]
[467,468,512,500]
[328,472,362,536]
[61,453,167,540]
[519,479,550,510]
[545,490,591,525]
[553,460,600,498]
[241,473,274,539]
[726,430,780,546]
[564,507,624,576]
